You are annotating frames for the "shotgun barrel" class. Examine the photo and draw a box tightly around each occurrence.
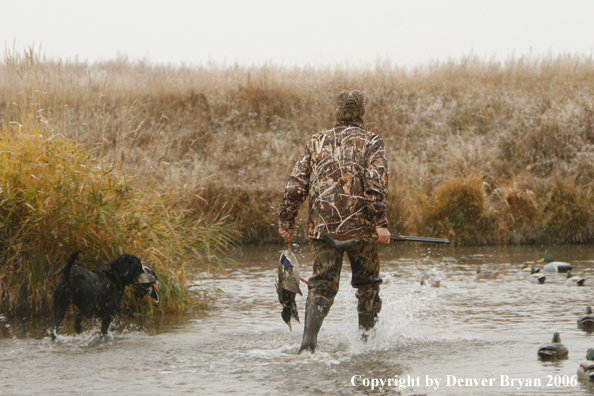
[322,233,450,248]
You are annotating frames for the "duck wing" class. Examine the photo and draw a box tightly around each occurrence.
[538,343,568,358]
[578,361,594,379]
[544,262,573,273]
[275,249,303,327]
[279,249,302,295]
[578,315,594,327]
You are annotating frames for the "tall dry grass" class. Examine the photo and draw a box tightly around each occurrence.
[0,122,236,316]
[2,48,594,245]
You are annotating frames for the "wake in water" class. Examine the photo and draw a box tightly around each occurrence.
[322,278,472,357]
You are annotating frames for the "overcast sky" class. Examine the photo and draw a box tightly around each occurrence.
[3,0,594,68]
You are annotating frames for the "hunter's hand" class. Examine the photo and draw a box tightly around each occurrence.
[375,227,391,244]
[279,228,295,246]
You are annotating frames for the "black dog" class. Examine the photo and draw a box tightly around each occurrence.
[51,251,159,339]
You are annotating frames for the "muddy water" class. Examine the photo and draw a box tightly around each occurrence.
[3,243,594,395]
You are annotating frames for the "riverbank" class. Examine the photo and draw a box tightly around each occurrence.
[0,124,236,316]
[2,50,594,245]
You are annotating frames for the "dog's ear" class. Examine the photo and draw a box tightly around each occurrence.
[105,254,144,283]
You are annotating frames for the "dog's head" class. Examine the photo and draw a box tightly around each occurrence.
[134,262,160,304]
[106,254,160,304]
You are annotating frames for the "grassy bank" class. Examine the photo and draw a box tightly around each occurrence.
[2,49,594,245]
[0,123,236,316]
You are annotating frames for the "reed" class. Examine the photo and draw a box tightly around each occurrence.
[0,123,236,316]
[2,48,594,245]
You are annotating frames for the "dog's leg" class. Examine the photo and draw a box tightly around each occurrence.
[75,312,85,334]
[51,284,71,340]
[52,304,69,340]
[100,315,113,337]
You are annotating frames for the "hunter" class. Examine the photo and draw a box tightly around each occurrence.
[278,89,390,353]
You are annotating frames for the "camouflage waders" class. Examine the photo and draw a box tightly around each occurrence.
[300,239,382,352]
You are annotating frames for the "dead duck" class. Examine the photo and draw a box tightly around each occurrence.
[537,332,569,359]
[578,349,594,380]
[527,267,546,284]
[578,306,594,328]
[134,262,160,303]
[275,249,302,331]
[475,266,499,280]
[538,255,572,273]
[566,270,586,286]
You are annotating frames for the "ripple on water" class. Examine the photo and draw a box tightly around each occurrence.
[3,244,594,395]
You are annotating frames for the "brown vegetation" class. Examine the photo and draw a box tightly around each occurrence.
[2,48,594,246]
[0,123,236,316]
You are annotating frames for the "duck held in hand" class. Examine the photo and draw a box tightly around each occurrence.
[275,249,303,332]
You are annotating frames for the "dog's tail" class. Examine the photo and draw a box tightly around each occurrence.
[62,250,82,278]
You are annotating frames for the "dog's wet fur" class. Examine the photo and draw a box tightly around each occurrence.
[51,251,152,339]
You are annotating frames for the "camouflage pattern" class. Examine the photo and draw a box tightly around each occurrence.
[278,121,389,239]
[337,89,365,109]
[307,240,382,316]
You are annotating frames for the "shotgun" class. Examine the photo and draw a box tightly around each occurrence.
[322,232,450,248]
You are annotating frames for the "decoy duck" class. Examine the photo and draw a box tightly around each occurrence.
[566,270,585,286]
[420,274,441,287]
[578,306,594,327]
[578,349,594,380]
[537,332,569,359]
[475,266,499,280]
[527,267,546,284]
[519,263,540,278]
[538,255,573,273]
[275,249,302,331]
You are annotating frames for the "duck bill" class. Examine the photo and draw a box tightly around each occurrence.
[287,320,292,332]
[149,284,160,304]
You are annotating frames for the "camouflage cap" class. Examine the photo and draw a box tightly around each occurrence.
[337,89,365,109]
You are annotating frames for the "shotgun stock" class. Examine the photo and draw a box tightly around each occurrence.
[322,233,450,248]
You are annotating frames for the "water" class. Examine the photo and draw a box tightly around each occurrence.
[3,243,594,395]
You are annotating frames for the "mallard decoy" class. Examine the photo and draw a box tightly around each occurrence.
[420,274,441,287]
[578,306,594,328]
[527,267,546,284]
[475,266,499,280]
[566,270,585,286]
[578,349,594,380]
[519,262,540,278]
[538,255,573,273]
[275,249,302,331]
[537,332,569,359]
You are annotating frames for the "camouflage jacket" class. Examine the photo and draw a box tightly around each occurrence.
[279,122,389,239]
